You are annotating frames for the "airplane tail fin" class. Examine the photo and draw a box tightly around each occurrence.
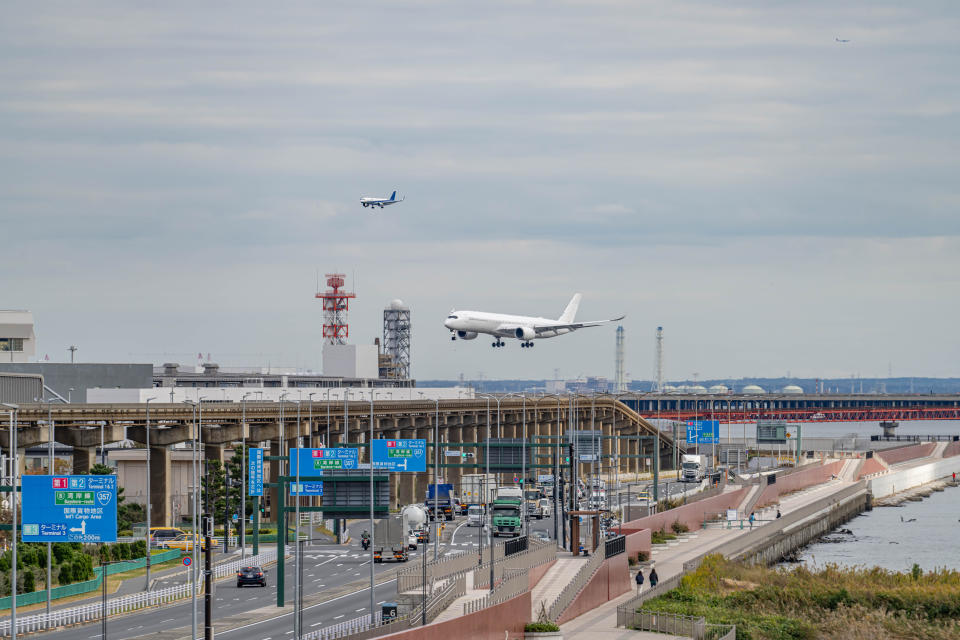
[559,293,582,323]
[390,190,397,201]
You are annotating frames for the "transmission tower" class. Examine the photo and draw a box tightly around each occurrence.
[315,273,355,345]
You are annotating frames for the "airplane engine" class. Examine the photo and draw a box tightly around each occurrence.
[514,327,535,340]
[457,330,478,340]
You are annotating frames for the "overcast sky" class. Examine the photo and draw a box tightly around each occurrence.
[2,1,958,381]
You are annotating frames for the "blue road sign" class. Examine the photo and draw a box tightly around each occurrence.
[248,448,264,496]
[289,481,324,496]
[686,420,719,444]
[21,475,118,543]
[183,557,192,567]
[371,439,427,472]
[290,448,359,476]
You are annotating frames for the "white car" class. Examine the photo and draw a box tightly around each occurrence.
[467,505,484,527]
[538,499,553,518]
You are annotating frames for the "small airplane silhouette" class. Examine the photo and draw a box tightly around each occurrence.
[836,37,850,43]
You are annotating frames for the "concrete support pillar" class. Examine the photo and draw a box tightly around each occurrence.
[73,447,96,475]
[205,443,224,467]
[150,445,173,526]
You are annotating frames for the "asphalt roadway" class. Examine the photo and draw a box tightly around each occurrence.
[31,513,561,640]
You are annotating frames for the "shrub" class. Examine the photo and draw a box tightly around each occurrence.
[628,555,637,566]
[524,621,560,632]
[58,564,74,585]
[637,550,649,562]
[23,570,36,593]
[670,520,689,534]
[131,540,147,558]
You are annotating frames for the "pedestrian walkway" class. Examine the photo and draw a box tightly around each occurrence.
[432,571,486,623]
[529,553,587,619]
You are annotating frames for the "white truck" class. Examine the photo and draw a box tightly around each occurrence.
[681,454,708,482]
[461,473,497,507]
[401,504,428,549]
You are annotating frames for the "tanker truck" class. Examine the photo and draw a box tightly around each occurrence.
[401,504,429,550]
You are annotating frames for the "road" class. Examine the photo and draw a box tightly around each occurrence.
[32,512,560,640]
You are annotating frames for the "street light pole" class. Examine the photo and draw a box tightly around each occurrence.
[241,392,252,561]
[434,398,440,562]
[45,400,53,620]
[181,400,198,640]
[476,394,499,593]
[292,398,302,640]
[3,403,19,640]
[144,397,156,590]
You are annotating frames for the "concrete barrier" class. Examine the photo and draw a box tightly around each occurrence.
[943,441,960,458]
[625,529,651,561]
[380,592,530,640]
[869,456,960,498]
[556,552,630,625]
[877,443,936,466]
[619,487,749,535]
[857,457,887,480]
[754,460,845,510]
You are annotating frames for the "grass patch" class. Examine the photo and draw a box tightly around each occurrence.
[640,555,960,639]
[651,529,677,545]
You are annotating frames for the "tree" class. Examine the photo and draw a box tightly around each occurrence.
[89,463,113,475]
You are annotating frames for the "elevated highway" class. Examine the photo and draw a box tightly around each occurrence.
[1,397,678,526]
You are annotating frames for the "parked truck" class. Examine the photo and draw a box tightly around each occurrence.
[425,483,455,521]
[461,473,497,507]
[491,486,523,537]
[681,454,709,482]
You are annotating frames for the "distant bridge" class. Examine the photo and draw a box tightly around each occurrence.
[621,392,960,422]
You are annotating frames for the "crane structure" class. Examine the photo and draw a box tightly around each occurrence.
[316,274,356,345]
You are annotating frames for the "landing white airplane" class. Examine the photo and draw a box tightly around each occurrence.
[360,190,404,208]
[444,293,624,348]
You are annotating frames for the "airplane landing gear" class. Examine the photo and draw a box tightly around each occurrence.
[520,341,534,348]
[451,332,456,341]
[491,340,505,348]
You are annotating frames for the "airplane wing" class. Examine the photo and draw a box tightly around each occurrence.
[535,316,625,332]
[493,316,624,336]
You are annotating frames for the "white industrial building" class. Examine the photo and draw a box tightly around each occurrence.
[0,310,36,363]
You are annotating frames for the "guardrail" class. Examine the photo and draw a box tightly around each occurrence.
[473,539,555,589]
[547,544,605,622]
[0,578,201,636]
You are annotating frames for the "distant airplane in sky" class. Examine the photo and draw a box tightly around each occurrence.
[836,37,850,43]
[444,293,624,348]
[360,190,404,208]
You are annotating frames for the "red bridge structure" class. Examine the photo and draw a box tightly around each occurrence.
[619,393,960,423]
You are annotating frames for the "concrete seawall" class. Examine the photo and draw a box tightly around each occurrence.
[869,455,960,499]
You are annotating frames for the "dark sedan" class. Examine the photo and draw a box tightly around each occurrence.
[236,566,266,587]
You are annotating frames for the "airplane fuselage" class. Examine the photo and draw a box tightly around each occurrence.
[444,311,571,340]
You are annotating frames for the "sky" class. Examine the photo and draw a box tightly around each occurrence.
[2,1,959,381]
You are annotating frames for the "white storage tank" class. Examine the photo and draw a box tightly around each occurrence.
[708,385,729,395]
[690,385,707,394]
[781,385,804,394]
[742,384,766,394]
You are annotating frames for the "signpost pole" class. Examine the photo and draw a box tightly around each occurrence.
[145,397,155,591]
[204,519,212,640]
[253,496,259,556]
[5,403,19,640]
[368,395,376,627]
[101,555,107,640]
[46,401,53,622]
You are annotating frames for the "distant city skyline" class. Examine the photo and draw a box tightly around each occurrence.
[3,2,958,380]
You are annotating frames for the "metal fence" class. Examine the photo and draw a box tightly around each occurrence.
[464,568,528,615]
[615,573,685,626]
[0,577,201,636]
[504,535,528,556]
[605,534,626,557]
[0,549,182,610]
[628,610,735,640]
[0,547,284,636]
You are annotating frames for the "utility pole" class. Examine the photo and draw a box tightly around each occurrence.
[223,463,230,553]
[4,403,20,640]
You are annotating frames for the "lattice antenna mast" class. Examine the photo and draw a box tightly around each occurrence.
[655,326,664,392]
[316,273,356,345]
[614,325,626,393]
[383,300,411,379]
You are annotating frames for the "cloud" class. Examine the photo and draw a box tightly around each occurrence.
[2,1,958,378]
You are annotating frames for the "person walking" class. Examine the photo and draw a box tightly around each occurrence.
[649,566,659,589]
[749,511,756,529]
[776,509,782,519]
[635,569,644,593]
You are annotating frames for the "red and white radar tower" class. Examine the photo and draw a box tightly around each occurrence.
[316,273,356,344]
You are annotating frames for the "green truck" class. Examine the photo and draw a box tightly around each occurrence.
[491,486,523,537]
